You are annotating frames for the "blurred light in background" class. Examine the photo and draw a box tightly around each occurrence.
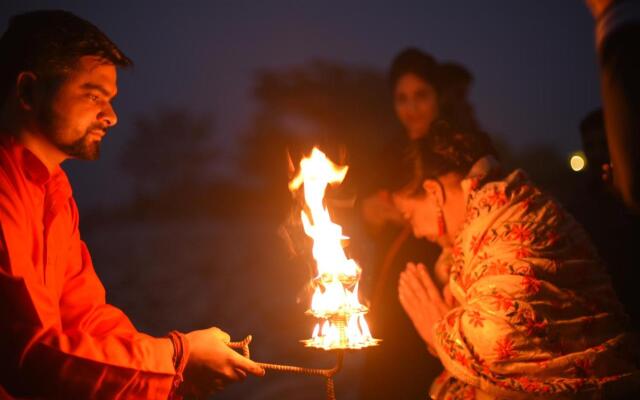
[569,151,586,172]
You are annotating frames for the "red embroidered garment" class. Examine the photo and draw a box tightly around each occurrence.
[430,157,640,399]
[0,138,177,399]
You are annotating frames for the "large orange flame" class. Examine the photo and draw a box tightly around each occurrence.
[290,147,379,350]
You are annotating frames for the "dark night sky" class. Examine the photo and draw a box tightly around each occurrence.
[1,1,601,210]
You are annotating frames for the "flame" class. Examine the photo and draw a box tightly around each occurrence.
[290,147,379,350]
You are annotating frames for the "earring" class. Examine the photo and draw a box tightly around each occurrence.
[437,207,446,236]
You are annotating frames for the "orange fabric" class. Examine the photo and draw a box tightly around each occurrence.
[0,137,177,399]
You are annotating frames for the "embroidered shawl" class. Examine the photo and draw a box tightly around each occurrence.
[430,157,640,399]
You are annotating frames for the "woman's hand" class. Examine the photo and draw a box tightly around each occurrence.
[398,262,452,351]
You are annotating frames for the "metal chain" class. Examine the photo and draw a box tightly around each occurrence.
[228,335,343,400]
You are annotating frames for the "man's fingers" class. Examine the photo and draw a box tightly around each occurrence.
[212,378,225,392]
[235,368,248,380]
[225,367,244,382]
[208,327,231,344]
[230,351,265,377]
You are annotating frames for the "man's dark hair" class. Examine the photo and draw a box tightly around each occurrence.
[0,10,132,109]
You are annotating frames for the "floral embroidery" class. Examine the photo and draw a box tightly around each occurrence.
[515,247,531,259]
[509,224,532,242]
[446,309,463,328]
[470,233,490,255]
[484,260,509,276]
[484,187,508,208]
[491,293,514,312]
[521,276,541,295]
[459,273,474,291]
[466,310,485,328]
[494,336,517,360]
[432,165,635,398]
[510,306,549,336]
[451,244,462,258]
[454,351,470,368]
[514,376,549,393]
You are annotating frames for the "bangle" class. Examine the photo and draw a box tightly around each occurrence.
[167,331,190,394]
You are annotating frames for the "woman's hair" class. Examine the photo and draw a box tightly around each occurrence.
[389,47,442,94]
[399,121,498,194]
[439,62,474,91]
[389,48,480,133]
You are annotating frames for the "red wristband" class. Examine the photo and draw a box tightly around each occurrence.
[168,331,190,397]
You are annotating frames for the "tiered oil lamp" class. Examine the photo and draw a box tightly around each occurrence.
[229,147,379,400]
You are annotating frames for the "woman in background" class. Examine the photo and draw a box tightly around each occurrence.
[360,48,480,399]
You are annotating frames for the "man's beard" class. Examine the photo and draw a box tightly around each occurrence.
[39,106,103,161]
[56,128,102,161]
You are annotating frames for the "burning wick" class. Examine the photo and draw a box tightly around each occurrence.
[289,147,380,350]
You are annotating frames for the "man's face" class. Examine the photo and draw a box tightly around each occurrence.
[38,55,118,160]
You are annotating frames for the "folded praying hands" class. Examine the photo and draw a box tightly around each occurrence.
[398,262,453,354]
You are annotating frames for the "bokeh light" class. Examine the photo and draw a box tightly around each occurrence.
[569,152,586,172]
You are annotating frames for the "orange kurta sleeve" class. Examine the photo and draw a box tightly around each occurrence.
[0,142,179,399]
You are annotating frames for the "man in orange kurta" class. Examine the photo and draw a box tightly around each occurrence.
[0,10,263,399]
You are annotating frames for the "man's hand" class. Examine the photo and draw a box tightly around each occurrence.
[181,327,264,397]
[398,262,452,352]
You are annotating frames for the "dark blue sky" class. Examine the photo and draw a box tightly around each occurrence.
[1,1,600,209]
